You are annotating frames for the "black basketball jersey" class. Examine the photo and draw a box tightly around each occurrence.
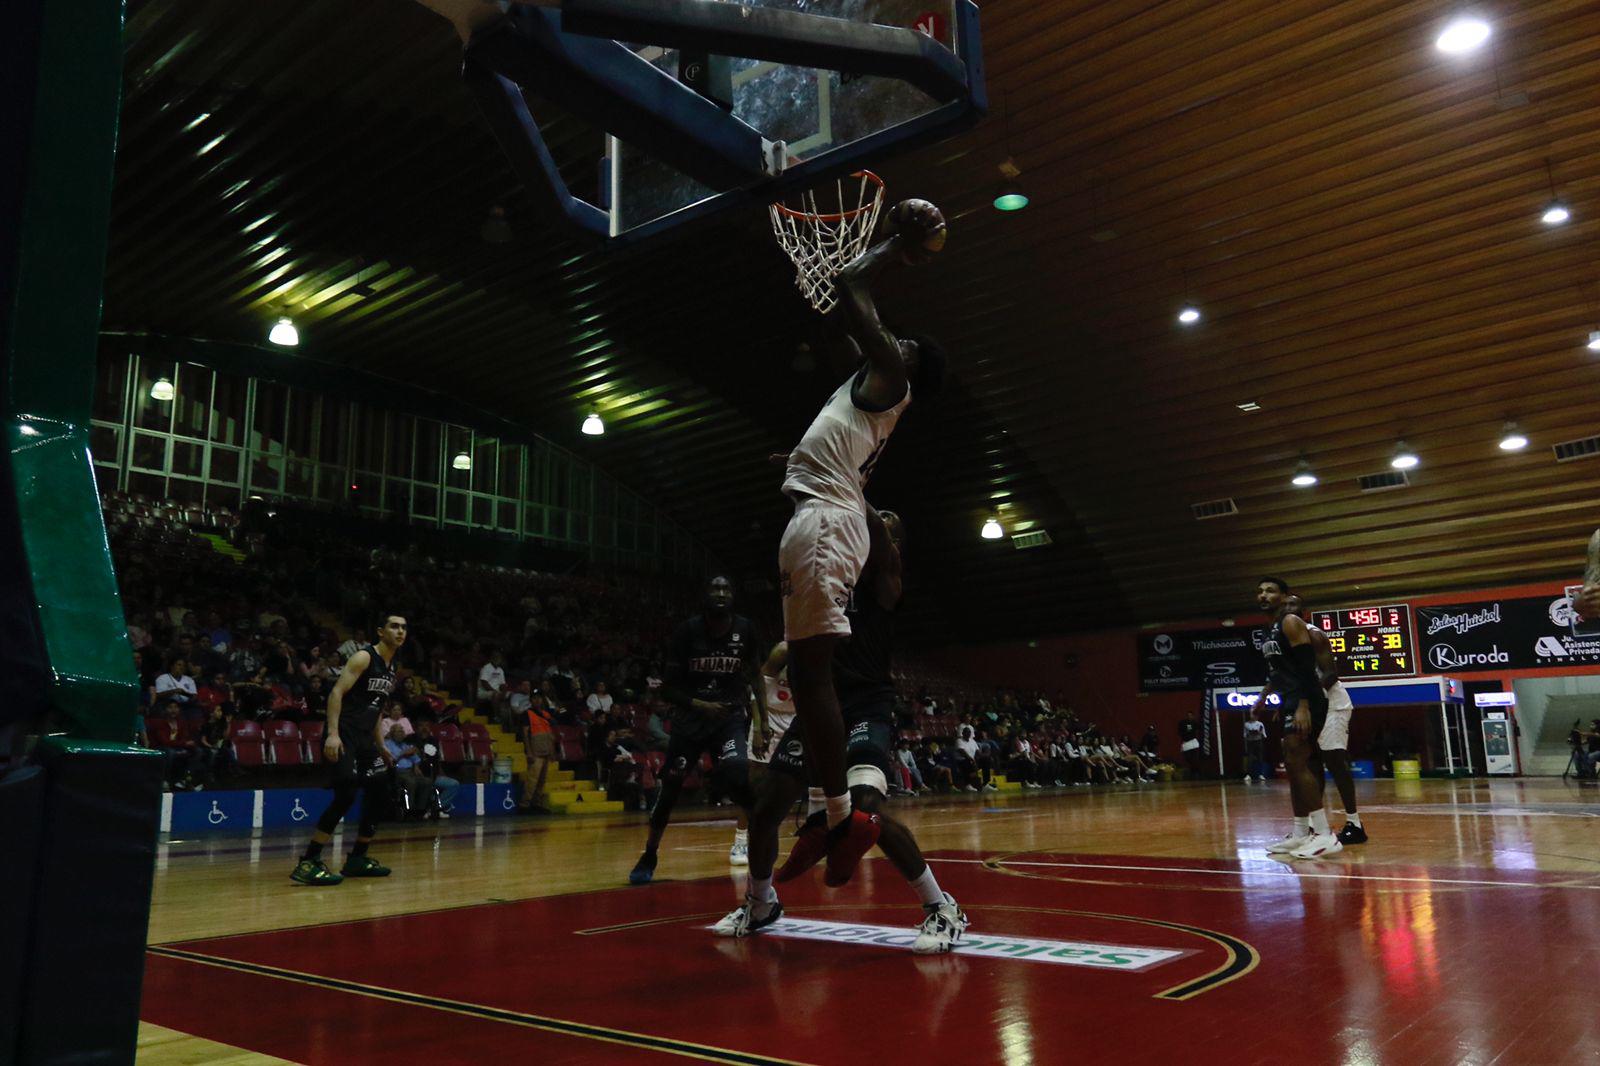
[670,614,759,713]
[835,579,897,705]
[1260,617,1318,704]
[339,643,397,746]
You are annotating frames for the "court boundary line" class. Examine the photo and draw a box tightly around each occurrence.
[145,946,817,1066]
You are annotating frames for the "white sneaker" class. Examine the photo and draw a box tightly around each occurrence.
[1266,830,1313,855]
[711,894,783,937]
[983,782,998,792]
[1242,775,1252,782]
[963,785,979,792]
[912,892,970,955]
[1290,833,1343,860]
[729,840,749,866]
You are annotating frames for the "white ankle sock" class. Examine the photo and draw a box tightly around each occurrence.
[807,787,827,817]
[1309,809,1330,835]
[750,876,775,903]
[908,866,944,907]
[1345,812,1362,828]
[825,794,850,829]
[1293,816,1310,834]
[733,828,748,846]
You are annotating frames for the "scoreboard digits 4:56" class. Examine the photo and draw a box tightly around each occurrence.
[1308,604,1417,679]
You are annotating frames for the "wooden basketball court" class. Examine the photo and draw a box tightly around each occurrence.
[138,779,1600,1064]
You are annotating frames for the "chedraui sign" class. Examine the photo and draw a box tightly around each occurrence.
[721,918,1188,971]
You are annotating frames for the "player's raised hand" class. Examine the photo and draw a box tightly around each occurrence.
[885,198,947,263]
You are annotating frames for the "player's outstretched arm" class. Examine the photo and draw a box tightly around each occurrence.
[838,239,909,408]
[324,649,369,760]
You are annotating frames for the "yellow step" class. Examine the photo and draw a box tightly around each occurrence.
[546,789,609,806]
[551,799,624,815]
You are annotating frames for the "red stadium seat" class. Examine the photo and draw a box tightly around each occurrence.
[434,723,467,764]
[554,725,585,763]
[301,721,325,764]
[461,722,493,766]
[266,720,303,766]
[228,719,266,767]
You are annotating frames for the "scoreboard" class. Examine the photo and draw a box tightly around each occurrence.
[1309,605,1417,679]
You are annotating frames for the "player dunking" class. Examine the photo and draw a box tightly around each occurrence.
[719,507,969,952]
[629,576,760,885]
[1287,594,1366,847]
[290,612,406,885]
[1253,579,1342,859]
[775,200,948,885]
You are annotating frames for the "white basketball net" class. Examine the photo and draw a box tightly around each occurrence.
[769,170,886,315]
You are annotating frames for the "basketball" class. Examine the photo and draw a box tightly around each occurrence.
[887,198,947,253]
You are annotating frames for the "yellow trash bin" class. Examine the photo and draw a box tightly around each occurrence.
[1392,759,1421,780]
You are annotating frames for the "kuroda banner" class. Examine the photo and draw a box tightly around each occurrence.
[1137,626,1270,692]
[1415,593,1600,672]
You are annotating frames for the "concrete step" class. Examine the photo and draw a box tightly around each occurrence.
[546,788,609,806]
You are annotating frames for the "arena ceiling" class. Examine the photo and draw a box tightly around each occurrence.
[104,0,1600,643]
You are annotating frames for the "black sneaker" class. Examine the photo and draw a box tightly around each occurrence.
[1336,822,1368,845]
[629,850,658,885]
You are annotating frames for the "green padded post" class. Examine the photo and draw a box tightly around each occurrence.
[1,0,134,740]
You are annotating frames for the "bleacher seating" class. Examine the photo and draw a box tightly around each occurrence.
[266,721,303,766]
[228,719,266,767]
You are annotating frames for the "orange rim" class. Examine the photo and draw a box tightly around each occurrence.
[770,170,885,223]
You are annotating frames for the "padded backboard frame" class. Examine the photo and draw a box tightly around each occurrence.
[461,0,985,246]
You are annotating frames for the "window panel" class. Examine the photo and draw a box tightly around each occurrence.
[412,484,438,518]
[173,364,211,439]
[444,490,467,523]
[471,495,492,527]
[317,397,347,463]
[134,357,176,432]
[387,414,414,476]
[498,444,521,498]
[415,420,441,482]
[169,478,203,506]
[207,447,241,485]
[497,500,517,531]
[314,466,341,502]
[127,471,164,499]
[286,460,314,498]
[93,351,128,423]
[90,424,121,466]
[206,484,241,511]
[210,369,248,445]
[352,406,385,473]
[286,389,315,459]
[130,432,167,472]
[171,440,203,478]
[472,436,496,494]
[253,381,287,457]
[522,504,544,536]
[94,464,118,495]
[250,453,283,493]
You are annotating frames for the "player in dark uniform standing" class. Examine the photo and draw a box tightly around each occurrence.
[1253,579,1342,859]
[718,508,969,951]
[290,612,406,885]
[628,576,760,885]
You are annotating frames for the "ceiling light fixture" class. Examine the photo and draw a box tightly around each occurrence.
[582,412,605,436]
[1291,460,1318,487]
[1177,306,1201,325]
[981,517,1004,540]
[1588,330,1600,352]
[149,377,174,401]
[1390,441,1420,470]
[991,96,1028,212]
[1540,159,1570,225]
[1435,16,1491,55]
[1497,421,1529,451]
[452,451,472,471]
[268,317,299,347]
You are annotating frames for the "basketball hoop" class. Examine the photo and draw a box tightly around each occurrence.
[769,170,886,315]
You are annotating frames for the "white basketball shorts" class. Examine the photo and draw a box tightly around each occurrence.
[1319,681,1354,751]
[778,500,869,642]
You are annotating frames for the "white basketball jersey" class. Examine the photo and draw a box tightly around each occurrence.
[782,368,910,513]
[763,672,796,735]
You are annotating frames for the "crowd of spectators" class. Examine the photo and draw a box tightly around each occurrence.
[109,496,1170,802]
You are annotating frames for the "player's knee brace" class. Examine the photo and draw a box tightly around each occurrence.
[847,764,889,798]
